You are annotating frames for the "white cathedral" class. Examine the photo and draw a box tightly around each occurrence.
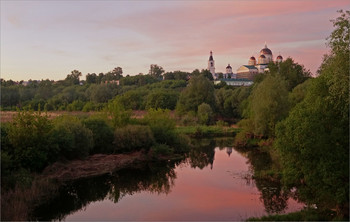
[208,43,283,83]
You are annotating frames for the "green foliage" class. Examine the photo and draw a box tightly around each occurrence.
[269,58,310,90]
[148,64,165,79]
[120,74,159,86]
[179,112,198,126]
[145,90,179,110]
[176,75,216,114]
[82,101,95,112]
[87,84,114,103]
[163,71,189,80]
[249,74,290,137]
[288,78,312,107]
[114,125,154,153]
[150,143,174,156]
[65,70,82,85]
[116,89,147,110]
[1,86,20,108]
[6,111,57,171]
[83,116,114,154]
[197,103,214,125]
[143,109,176,145]
[66,100,85,111]
[275,11,349,216]
[106,98,132,128]
[1,151,13,177]
[52,116,93,160]
[326,10,349,56]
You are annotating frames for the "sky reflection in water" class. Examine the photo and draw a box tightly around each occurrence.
[64,146,303,221]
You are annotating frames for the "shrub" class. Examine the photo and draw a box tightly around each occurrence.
[150,144,174,156]
[83,116,114,154]
[106,98,132,128]
[67,100,85,111]
[179,112,198,126]
[216,120,228,127]
[197,102,214,125]
[143,109,176,145]
[114,125,154,153]
[82,101,95,112]
[52,116,93,160]
[7,111,58,171]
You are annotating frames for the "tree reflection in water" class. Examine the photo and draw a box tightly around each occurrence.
[31,161,179,221]
[32,138,299,220]
[235,145,292,215]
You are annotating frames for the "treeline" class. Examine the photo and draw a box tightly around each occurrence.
[238,11,349,219]
[0,65,212,112]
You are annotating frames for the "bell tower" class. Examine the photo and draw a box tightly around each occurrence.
[208,51,215,76]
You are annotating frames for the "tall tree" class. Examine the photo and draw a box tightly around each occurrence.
[65,70,82,85]
[275,11,349,218]
[176,75,216,114]
[149,64,165,79]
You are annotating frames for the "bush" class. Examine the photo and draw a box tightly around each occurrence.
[83,116,114,154]
[143,109,176,145]
[7,111,58,171]
[106,98,132,128]
[52,116,93,160]
[216,120,228,127]
[197,103,214,125]
[66,100,85,111]
[150,143,174,156]
[114,125,154,153]
[179,112,198,126]
[82,101,95,112]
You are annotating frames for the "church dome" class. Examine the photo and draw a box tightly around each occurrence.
[259,54,266,58]
[260,47,272,55]
[260,43,272,55]
[276,55,283,60]
[250,56,256,60]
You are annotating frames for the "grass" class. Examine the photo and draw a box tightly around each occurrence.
[175,125,240,137]
[247,208,337,221]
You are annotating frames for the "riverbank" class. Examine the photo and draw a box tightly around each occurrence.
[41,152,148,182]
[1,151,181,221]
[175,125,240,137]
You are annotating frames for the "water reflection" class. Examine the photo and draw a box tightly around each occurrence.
[32,161,178,221]
[236,146,292,214]
[32,138,302,221]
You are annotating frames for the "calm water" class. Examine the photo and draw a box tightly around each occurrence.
[33,138,304,221]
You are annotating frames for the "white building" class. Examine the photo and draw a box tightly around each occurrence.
[236,43,283,80]
[208,51,215,77]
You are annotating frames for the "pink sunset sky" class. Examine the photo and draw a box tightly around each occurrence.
[1,0,349,81]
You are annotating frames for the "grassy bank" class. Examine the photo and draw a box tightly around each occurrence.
[175,125,240,137]
[247,208,338,221]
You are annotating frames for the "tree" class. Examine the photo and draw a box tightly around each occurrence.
[248,74,289,137]
[201,69,214,81]
[176,75,216,114]
[197,103,214,125]
[269,58,311,90]
[326,10,349,56]
[52,116,93,160]
[148,64,164,79]
[146,90,179,110]
[65,70,82,85]
[275,11,349,218]
[7,111,58,171]
[86,73,98,84]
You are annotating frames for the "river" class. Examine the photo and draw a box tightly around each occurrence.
[32,138,304,221]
